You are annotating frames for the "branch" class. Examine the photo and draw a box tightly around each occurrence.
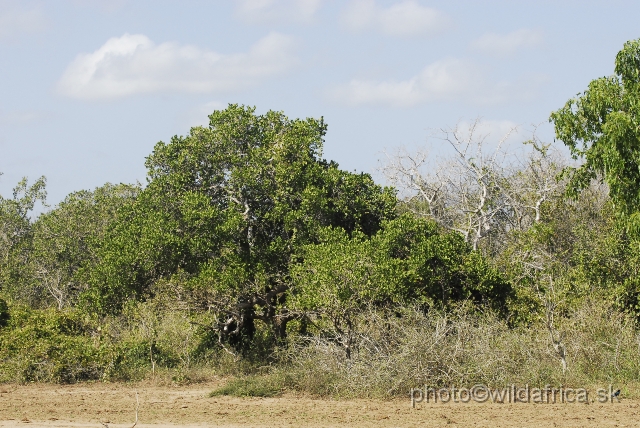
[131,390,139,428]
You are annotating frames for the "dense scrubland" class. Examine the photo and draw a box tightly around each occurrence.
[2,40,640,398]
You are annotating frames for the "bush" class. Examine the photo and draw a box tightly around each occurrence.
[0,298,9,327]
[0,305,108,383]
[209,375,283,397]
[0,302,218,383]
[271,300,640,398]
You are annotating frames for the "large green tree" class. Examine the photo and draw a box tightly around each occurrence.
[86,105,396,349]
[550,38,640,221]
[550,38,640,319]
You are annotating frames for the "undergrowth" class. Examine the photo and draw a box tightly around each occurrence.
[2,299,639,399]
[209,375,284,398]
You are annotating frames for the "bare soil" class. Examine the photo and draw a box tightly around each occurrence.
[0,382,638,427]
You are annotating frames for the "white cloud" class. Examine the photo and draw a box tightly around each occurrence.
[330,59,548,108]
[0,1,47,41]
[341,0,450,37]
[330,58,479,107]
[235,0,323,24]
[471,29,543,57]
[56,32,298,100]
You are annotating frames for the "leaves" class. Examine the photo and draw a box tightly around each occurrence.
[551,38,640,217]
[83,105,396,351]
[290,214,512,340]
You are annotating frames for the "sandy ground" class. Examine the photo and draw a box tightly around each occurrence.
[0,382,638,427]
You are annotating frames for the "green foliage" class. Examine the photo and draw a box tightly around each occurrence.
[551,39,640,218]
[289,214,511,357]
[540,37,640,322]
[0,182,138,308]
[0,304,105,383]
[7,84,640,390]
[209,375,283,397]
[0,298,9,327]
[0,299,224,383]
[0,176,47,249]
[495,181,640,324]
[30,183,139,308]
[0,176,46,298]
[292,214,511,313]
[84,104,396,352]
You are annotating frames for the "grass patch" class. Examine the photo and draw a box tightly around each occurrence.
[209,375,283,397]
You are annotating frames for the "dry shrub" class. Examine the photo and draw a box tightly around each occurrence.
[273,300,640,398]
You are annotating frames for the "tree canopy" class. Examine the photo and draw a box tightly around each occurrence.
[551,39,640,221]
[4,40,640,388]
[85,105,398,347]
[0,105,519,363]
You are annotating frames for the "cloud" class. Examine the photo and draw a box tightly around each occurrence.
[330,58,480,107]
[330,59,548,108]
[235,0,323,24]
[341,0,450,37]
[56,32,298,100]
[0,1,47,41]
[471,29,543,57]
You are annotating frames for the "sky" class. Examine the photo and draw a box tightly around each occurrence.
[1,0,639,206]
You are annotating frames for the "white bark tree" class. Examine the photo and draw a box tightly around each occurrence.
[381,120,565,252]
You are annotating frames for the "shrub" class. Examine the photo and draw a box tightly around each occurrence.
[209,375,283,397]
[0,305,107,383]
[0,298,9,327]
[272,300,640,398]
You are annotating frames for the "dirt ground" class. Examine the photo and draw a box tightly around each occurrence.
[0,382,638,427]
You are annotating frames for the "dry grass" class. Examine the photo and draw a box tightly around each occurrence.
[267,300,640,398]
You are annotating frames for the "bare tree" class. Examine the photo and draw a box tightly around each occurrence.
[35,267,66,310]
[381,120,566,252]
[501,131,565,231]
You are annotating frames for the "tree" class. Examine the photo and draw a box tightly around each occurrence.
[290,214,512,358]
[550,38,640,222]
[27,184,139,309]
[85,105,396,352]
[382,120,564,253]
[0,176,46,302]
[550,39,640,320]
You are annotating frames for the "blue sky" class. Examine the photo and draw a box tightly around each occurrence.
[1,0,639,205]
